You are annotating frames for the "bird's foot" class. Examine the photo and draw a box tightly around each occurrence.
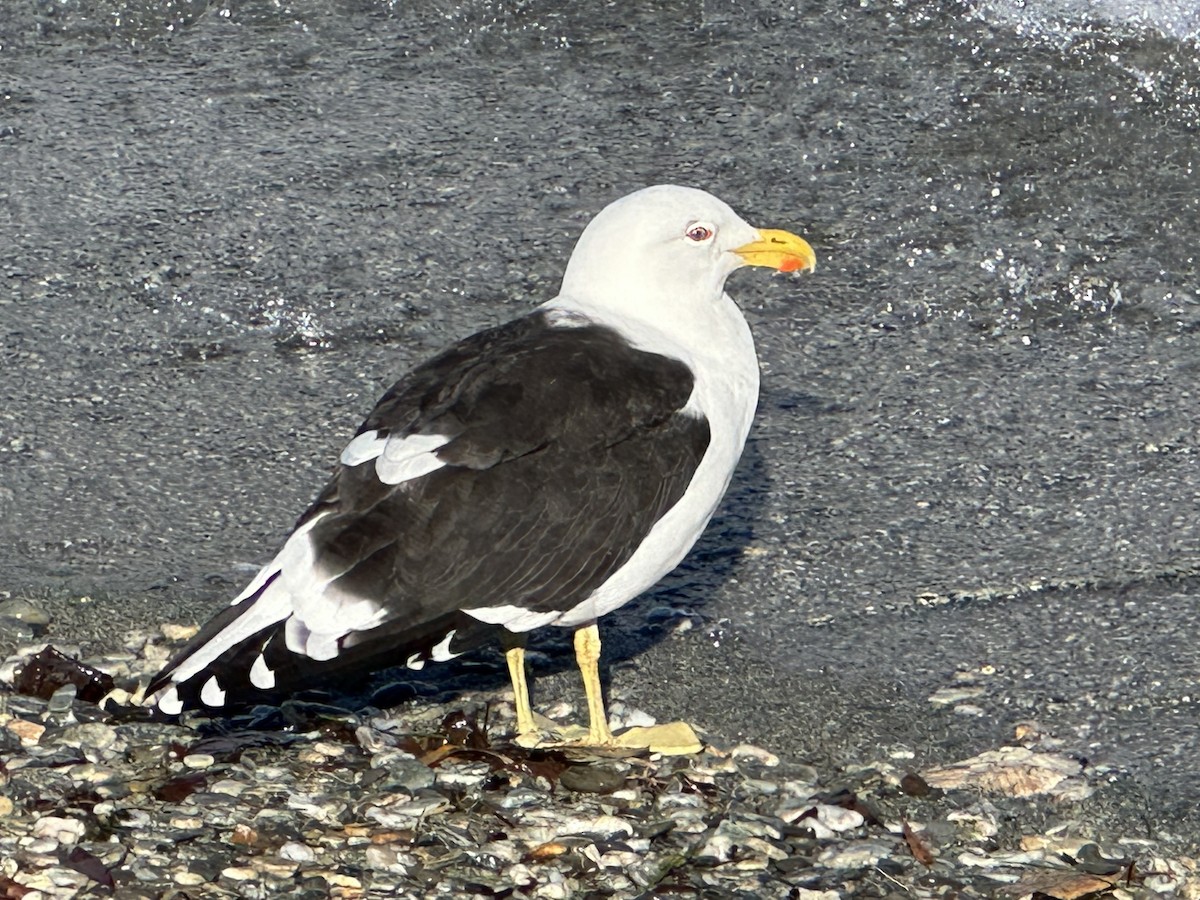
[513,717,702,756]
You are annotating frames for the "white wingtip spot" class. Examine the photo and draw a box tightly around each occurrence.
[405,653,425,671]
[157,685,184,716]
[200,675,227,707]
[430,629,460,662]
[250,653,277,689]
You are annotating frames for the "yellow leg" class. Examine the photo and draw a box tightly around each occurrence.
[504,642,536,738]
[574,623,612,745]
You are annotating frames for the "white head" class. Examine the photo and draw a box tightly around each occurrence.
[558,185,814,324]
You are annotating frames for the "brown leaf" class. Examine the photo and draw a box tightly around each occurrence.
[902,820,935,867]
[417,744,465,768]
[899,772,932,796]
[0,876,32,898]
[14,646,115,703]
[61,846,120,889]
[154,772,207,803]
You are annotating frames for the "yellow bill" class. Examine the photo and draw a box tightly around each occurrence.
[734,228,817,273]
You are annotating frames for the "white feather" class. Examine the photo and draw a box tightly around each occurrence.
[200,676,226,707]
[375,432,454,484]
[430,629,461,662]
[157,685,183,715]
[340,430,388,466]
[461,605,562,631]
[250,652,276,689]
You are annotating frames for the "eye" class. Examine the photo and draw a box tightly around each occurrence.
[685,223,715,243]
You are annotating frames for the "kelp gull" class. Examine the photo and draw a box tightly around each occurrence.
[145,185,816,744]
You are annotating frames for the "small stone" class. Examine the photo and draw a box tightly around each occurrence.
[928,685,985,705]
[174,871,207,886]
[818,840,894,869]
[0,796,14,816]
[280,841,316,863]
[623,708,657,728]
[364,845,406,872]
[6,719,45,746]
[60,722,118,753]
[559,765,626,794]
[46,682,78,714]
[370,751,436,791]
[210,779,249,797]
[68,763,118,785]
[732,744,780,767]
[183,753,215,769]
[221,866,258,881]
[161,623,200,642]
[256,857,299,879]
[0,598,50,627]
[32,815,86,844]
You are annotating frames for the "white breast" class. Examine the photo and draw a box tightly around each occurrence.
[547,292,760,628]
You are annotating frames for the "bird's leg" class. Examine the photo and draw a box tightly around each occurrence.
[502,634,536,738]
[574,622,613,745]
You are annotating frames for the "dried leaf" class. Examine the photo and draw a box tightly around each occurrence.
[154,772,207,803]
[61,846,119,889]
[0,876,32,898]
[902,820,935,867]
[14,646,115,704]
[899,772,932,796]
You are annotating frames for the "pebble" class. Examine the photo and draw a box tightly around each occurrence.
[817,840,894,869]
[279,841,316,863]
[0,598,50,626]
[32,815,86,844]
[161,623,200,642]
[6,718,45,745]
[559,764,626,794]
[731,744,781,767]
[59,721,119,752]
[46,683,78,714]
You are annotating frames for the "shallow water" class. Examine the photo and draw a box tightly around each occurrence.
[3,0,1200,838]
